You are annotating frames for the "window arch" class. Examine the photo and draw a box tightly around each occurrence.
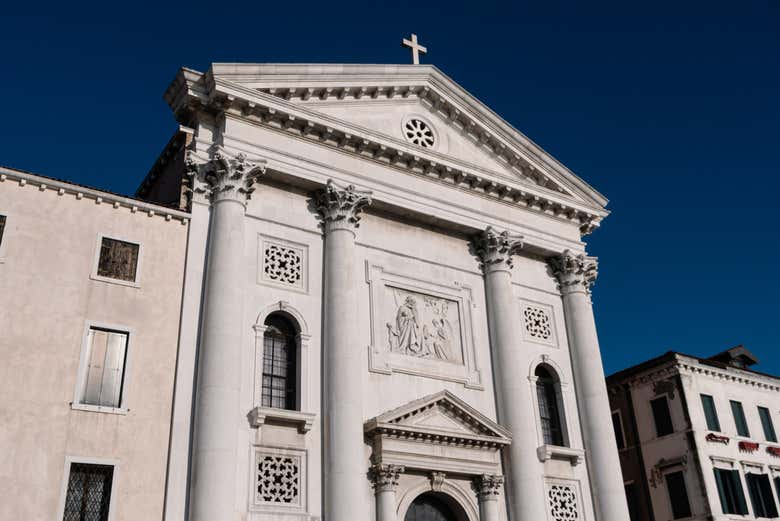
[262,313,298,410]
[535,364,567,447]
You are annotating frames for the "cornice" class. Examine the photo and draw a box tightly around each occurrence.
[205,63,609,209]
[608,354,780,393]
[0,167,190,224]
[166,66,608,235]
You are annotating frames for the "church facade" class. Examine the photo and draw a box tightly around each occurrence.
[1,63,629,521]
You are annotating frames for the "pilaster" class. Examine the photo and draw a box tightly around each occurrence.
[474,474,504,521]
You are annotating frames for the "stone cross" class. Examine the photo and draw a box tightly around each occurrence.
[401,33,427,65]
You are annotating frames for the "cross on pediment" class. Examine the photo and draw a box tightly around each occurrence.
[401,33,427,65]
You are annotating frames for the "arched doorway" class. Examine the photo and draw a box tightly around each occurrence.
[404,493,462,521]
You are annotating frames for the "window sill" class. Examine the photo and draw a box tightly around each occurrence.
[247,407,316,433]
[89,273,141,289]
[537,444,585,466]
[71,403,129,415]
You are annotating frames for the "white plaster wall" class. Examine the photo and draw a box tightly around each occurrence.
[682,359,780,520]
[0,178,188,521]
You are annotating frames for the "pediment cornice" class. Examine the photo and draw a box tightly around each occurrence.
[165,65,609,235]
[364,390,511,449]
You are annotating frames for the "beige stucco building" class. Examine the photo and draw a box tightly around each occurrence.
[1,60,629,521]
[0,167,189,520]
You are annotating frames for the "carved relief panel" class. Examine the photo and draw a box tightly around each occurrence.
[366,262,481,388]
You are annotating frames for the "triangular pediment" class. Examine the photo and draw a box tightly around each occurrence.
[165,64,611,233]
[303,98,528,182]
[365,390,511,445]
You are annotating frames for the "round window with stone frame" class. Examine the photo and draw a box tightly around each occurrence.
[402,117,436,148]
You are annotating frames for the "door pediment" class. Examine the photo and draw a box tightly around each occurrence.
[365,390,511,448]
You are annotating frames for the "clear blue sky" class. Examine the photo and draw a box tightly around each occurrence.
[3,1,778,375]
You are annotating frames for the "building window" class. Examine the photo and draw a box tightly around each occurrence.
[624,483,641,521]
[96,237,140,283]
[758,407,777,442]
[665,471,692,519]
[0,214,6,247]
[746,473,779,518]
[612,411,626,449]
[262,314,297,410]
[535,365,566,446]
[713,468,749,515]
[730,400,750,437]
[78,328,129,408]
[650,396,674,437]
[700,394,721,432]
[62,462,114,521]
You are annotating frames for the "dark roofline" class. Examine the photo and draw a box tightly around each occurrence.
[607,349,780,385]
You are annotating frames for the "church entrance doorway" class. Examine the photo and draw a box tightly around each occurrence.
[403,492,463,521]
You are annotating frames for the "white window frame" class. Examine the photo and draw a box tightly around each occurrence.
[90,233,144,288]
[71,320,135,415]
[56,455,120,521]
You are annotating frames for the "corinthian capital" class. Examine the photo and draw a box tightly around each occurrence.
[186,148,267,205]
[369,464,404,493]
[549,249,598,295]
[314,179,372,233]
[473,474,504,500]
[473,226,524,273]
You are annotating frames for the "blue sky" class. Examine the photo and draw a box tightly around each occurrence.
[2,1,778,375]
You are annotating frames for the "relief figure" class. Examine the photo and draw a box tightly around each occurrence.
[386,289,459,363]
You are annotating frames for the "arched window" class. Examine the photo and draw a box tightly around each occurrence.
[262,314,297,410]
[404,493,460,521]
[536,365,566,446]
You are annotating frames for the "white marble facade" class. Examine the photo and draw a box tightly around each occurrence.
[146,63,629,521]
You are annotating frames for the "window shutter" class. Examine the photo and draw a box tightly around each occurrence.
[730,401,750,437]
[758,407,777,442]
[731,470,749,515]
[700,394,721,432]
[100,332,128,407]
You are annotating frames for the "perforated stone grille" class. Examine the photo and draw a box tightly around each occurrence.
[263,242,303,288]
[255,454,301,505]
[548,484,579,521]
[403,118,435,148]
[523,306,552,341]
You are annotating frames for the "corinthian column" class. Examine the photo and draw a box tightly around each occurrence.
[474,474,504,521]
[187,150,266,521]
[315,179,372,521]
[549,250,630,521]
[370,464,404,521]
[473,227,547,521]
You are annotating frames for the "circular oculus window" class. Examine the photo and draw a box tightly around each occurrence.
[403,118,435,148]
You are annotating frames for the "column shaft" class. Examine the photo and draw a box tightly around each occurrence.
[475,228,547,521]
[552,251,630,521]
[317,180,372,521]
[484,271,547,521]
[323,227,365,520]
[187,151,265,521]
